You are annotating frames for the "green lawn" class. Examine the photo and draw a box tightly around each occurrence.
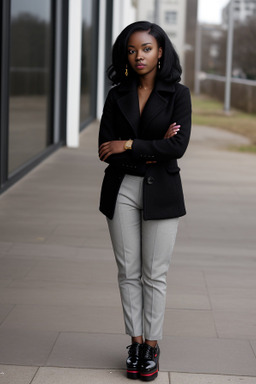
[192,94,256,152]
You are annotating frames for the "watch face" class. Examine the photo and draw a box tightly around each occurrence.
[125,140,132,150]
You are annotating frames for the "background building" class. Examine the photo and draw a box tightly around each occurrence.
[135,0,198,88]
[196,0,256,113]
[0,0,135,194]
[136,0,187,70]
[222,0,256,27]
[198,0,256,81]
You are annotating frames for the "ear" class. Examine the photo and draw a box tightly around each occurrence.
[158,47,163,59]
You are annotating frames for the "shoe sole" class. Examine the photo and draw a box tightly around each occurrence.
[127,370,140,380]
[140,369,158,381]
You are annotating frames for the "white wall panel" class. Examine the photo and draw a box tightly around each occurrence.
[66,0,82,148]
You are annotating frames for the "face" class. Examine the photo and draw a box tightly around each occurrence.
[127,31,162,77]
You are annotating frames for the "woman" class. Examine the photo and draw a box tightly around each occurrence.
[99,21,191,381]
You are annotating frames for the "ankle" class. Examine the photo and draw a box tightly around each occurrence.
[145,339,157,348]
[132,336,143,345]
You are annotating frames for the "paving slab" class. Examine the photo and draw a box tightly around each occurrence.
[0,305,14,325]
[0,365,38,384]
[160,337,256,376]
[250,340,256,357]
[171,372,256,383]
[0,304,123,334]
[0,257,37,280]
[24,258,118,284]
[32,367,169,384]
[212,307,256,339]
[46,332,128,369]
[163,308,217,337]
[0,329,58,366]
[5,243,113,260]
[0,243,12,253]
[0,280,121,307]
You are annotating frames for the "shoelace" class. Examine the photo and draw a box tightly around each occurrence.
[142,344,154,360]
[126,343,140,356]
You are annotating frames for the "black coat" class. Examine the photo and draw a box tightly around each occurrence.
[99,79,192,220]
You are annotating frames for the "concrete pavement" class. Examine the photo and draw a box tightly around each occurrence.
[0,121,256,383]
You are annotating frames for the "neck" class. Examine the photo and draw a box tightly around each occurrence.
[138,84,153,91]
[138,79,154,91]
[138,73,156,91]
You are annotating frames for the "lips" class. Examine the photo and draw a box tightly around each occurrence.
[136,63,146,69]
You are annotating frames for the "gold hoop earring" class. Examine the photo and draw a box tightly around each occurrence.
[125,64,128,77]
[158,60,161,70]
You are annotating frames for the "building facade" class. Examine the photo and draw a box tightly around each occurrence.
[135,0,198,88]
[222,0,256,27]
[0,0,135,193]
[136,0,187,68]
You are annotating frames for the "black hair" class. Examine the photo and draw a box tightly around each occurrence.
[107,21,182,85]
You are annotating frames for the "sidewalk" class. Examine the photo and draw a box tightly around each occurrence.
[0,121,256,384]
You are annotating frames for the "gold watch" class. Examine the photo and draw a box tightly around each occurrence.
[124,139,133,150]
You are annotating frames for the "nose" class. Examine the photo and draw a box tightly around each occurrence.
[135,50,144,61]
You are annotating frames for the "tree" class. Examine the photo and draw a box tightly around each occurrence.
[200,16,256,80]
[233,16,256,80]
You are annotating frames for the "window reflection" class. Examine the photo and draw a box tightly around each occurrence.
[80,0,94,125]
[8,0,53,175]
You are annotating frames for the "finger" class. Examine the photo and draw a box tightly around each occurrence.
[99,147,110,159]
[99,143,111,156]
[100,150,108,161]
[166,125,180,134]
[99,145,106,156]
[168,124,180,130]
[172,125,180,129]
[164,128,179,139]
[102,150,112,161]
[100,145,114,160]
[165,130,179,139]
[169,126,180,134]
[99,142,111,151]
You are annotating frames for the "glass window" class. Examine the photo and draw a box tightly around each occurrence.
[168,31,177,39]
[165,11,177,24]
[8,0,54,175]
[147,10,154,22]
[80,0,98,126]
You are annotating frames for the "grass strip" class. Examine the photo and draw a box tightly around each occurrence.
[192,94,256,150]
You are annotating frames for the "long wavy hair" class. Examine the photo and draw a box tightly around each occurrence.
[107,21,182,85]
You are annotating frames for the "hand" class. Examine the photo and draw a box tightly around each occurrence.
[99,140,126,161]
[164,122,180,139]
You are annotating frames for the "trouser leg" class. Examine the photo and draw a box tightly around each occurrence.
[107,175,144,337]
[142,217,179,340]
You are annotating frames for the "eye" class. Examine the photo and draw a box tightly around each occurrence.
[144,47,152,52]
[128,49,135,55]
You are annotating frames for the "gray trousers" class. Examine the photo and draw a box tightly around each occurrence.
[107,174,179,340]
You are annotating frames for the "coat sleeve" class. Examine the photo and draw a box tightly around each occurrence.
[131,87,192,160]
[98,89,137,168]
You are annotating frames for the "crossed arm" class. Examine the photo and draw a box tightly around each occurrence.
[99,122,180,162]
[99,86,191,165]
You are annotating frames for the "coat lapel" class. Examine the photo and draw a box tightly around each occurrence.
[140,80,176,135]
[116,80,140,136]
[116,79,176,137]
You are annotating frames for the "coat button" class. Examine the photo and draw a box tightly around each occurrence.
[146,176,155,185]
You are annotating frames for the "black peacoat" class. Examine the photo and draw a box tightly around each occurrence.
[98,78,192,220]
